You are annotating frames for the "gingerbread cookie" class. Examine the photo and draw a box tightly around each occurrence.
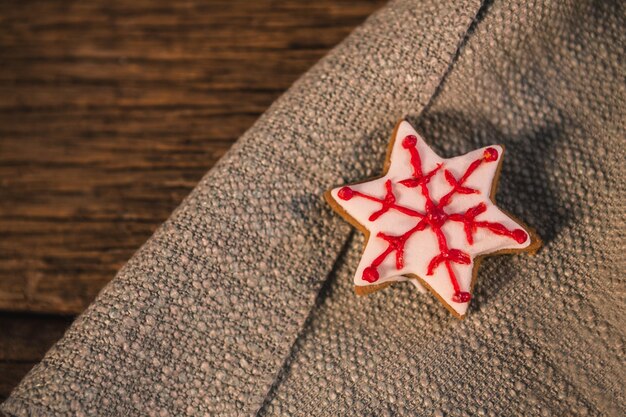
[325,120,541,318]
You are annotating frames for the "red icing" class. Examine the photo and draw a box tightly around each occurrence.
[362,266,379,283]
[338,187,354,200]
[452,291,472,303]
[402,135,417,149]
[483,147,499,162]
[512,229,528,243]
[340,138,527,304]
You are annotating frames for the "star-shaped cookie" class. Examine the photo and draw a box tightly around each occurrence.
[325,120,541,318]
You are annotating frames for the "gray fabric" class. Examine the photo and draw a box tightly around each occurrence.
[2,0,624,416]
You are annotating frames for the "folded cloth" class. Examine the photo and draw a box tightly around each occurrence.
[2,0,624,416]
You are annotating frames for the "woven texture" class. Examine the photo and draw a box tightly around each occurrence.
[2,0,624,416]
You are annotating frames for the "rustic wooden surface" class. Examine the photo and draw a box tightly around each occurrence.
[0,0,384,401]
[0,313,74,401]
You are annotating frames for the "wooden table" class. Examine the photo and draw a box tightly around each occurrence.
[0,0,384,400]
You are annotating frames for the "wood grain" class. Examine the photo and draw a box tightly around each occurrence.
[0,0,385,314]
[0,313,74,401]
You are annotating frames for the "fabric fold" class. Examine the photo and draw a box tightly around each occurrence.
[1,0,484,415]
[257,0,626,415]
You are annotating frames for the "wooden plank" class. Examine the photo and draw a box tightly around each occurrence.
[0,313,74,401]
[0,363,34,402]
[0,0,385,314]
[0,314,73,361]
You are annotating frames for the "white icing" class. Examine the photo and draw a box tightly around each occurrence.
[410,278,427,293]
[330,121,531,316]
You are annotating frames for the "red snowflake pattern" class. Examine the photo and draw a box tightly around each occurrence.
[335,134,528,305]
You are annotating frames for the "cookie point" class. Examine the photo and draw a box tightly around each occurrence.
[337,187,354,200]
[362,266,379,283]
[513,229,528,243]
[402,135,417,149]
[452,291,471,303]
[483,147,499,162]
